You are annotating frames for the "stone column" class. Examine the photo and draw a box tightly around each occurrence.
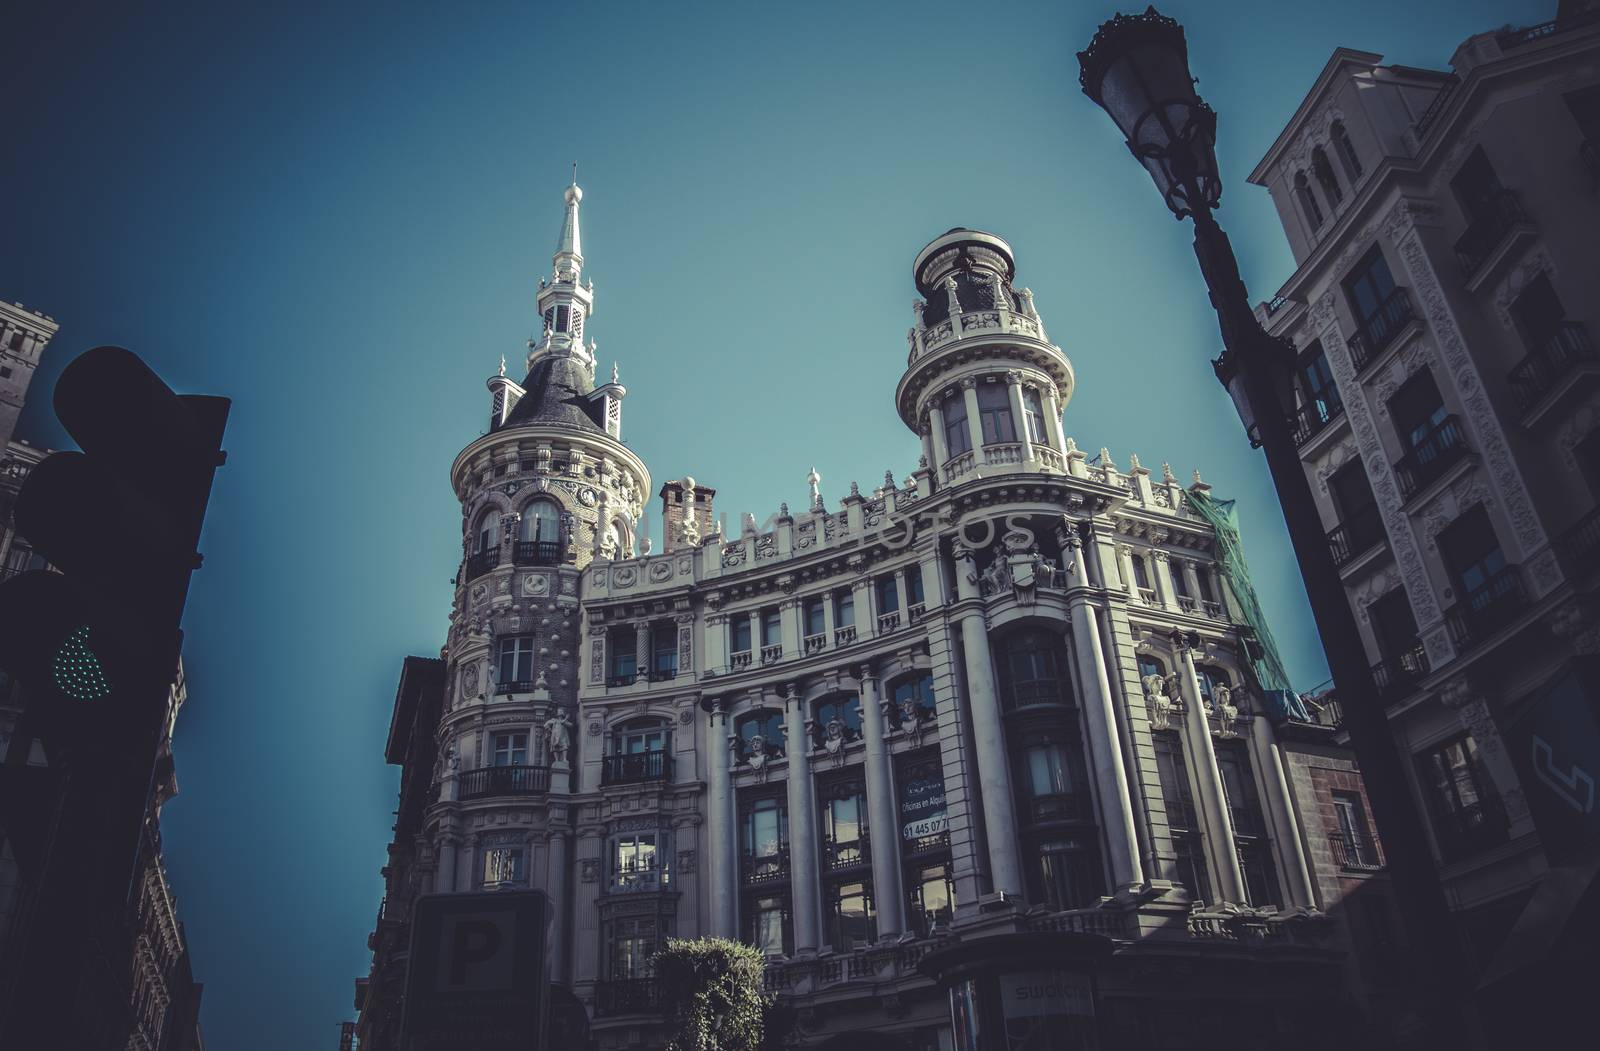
[919,546,946,608]
[635,621,651,678]
[1182,561,1204,607]
[705,613,727,672]
[928,406,950,471]
[1176,641,1247,904]
[952,543,1023,896]
[1042,386,1066,455]
[1249,715,1316,909]
[960,379,985,459]
[1063,537,1143,894]
[573,825,604,983]
[546,828,571,982]
[779,598,802,659]
[858,667,905,937]
[706,702,738,938]
[783,687,822,953]
[1152,551,1179,612]
[1005,370,1033,463]
[748,609,762,655]
[851,576,873,639]
[1116,544,1138,597]
[436,834,459,894]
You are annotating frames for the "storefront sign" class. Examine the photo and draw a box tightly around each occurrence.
[900,766,948,840]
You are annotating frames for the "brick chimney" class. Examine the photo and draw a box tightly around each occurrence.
[659,477,716,552]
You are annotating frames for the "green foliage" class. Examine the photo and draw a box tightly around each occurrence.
[653,937,771,1051]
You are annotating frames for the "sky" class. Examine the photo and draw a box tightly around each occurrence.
[0,0,1555,1045]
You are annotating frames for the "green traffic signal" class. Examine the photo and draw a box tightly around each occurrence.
[50,625,111,703]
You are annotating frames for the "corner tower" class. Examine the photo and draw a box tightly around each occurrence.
[895,229,1076,483]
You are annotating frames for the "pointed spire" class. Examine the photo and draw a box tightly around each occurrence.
[554,173,584,280]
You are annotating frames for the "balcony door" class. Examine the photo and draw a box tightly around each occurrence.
[1388,371,1449,456]
[1370,589,1421,664]
[1345,248,1399,339]
[1509,273,1567,353]
[1439,507,1508,611]
[1449,147,1504,221]
[1298,343,1341,418]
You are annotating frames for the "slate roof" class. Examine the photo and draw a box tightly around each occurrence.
[500,355,606,433]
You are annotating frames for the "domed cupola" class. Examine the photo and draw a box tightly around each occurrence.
[896,228,1075,486]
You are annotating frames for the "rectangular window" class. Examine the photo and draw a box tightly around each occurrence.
[976,383,1016,444]
[820,782,867,868]
[741,796,788,876]
[1328,461,1377,522]
[731,616,752,654]
[1417,734,1508,860]
[803,598,826,637]
[1214,740,1280,908]
[1131,554,1150,590]
[1331,791,1379,868]
[1388,371,1449,453]
[1298,342,1341,416]
[943,392,971,456]
[1152,731,1210,901]
[825,880,876,950]
[613,832,668,891]
[650,623,678,676]
[747,895,790,957]
[481,846,525,888]
[904,566,925,607]
[1170,561,1191,598]
[1035,836,1101,911]
[1370,588,1421,661]
[1509,272,1566,352]
[875,574,900,614]
[1449,146,1503,220]
[1566,84,1600,139]
[1022,387,1046,443]
[497,636,535,685]
[607,627,637,680]
[835,590,855,628]
[1439,507,1507,607]
[606,916,660,979]
[908,860,955,935]
[760,608,782,647]
[492,732,528,767]
[1344,247,1401,348]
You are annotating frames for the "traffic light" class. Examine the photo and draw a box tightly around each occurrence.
[0,346,228,1047]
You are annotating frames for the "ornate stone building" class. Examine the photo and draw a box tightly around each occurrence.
[1249,1,1600,1040]
[354,188,1368,1049]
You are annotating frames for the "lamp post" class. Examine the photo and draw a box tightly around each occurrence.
[1077,7,1470,1042]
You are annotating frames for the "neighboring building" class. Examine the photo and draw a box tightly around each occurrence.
[0,303,205,1049]
[354,185,1371,1050]
[1249,0,1600,1041]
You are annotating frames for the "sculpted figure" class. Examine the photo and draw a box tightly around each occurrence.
[1143,673,1173,730]
[823,719,845,755]
[544,708,572,764]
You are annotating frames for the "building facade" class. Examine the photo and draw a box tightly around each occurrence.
[1249,0,1600,1040]
[354,188,1372,1050]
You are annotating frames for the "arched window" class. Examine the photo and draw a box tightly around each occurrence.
[1332,120,1362,180]
[475,509,501,553]
[520,499,560,542]
[737,710,785,761]
[1294,171,1325,229]
[605,719,671,785]
[811,694,863,749]
[1137,654,1167,681]
[996,629,1074,711]
[1312,147,1342,205]
[890,672,937,727]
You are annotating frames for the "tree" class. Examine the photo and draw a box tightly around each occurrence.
[653,937,770,1051]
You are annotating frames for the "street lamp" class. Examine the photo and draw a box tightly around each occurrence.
[1079,7,1470,1042]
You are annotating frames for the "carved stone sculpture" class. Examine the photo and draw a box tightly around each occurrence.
[1143,673,1173,731]
[544,707,572,765]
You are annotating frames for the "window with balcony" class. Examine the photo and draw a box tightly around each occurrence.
[475,508,501,554]
[1370,588,1426,698]
[1507,273,1591,413]
[811,694,863,749]
[1294,170,1325,229]
[1389,371,1465,497]
[890,671,938,727]
[740,793,791,951]
[997,629,1074,711]
[1312,147,1342,205]
[606,720,671,785]
[875,574,900,616]
[1328,461,1382,565]
[1215,740,1280,908]
[1153,730,1210,904]
[760,608,782,648]
[516,498,562,564]
[1440,507,1520,644]
[604,916,662,980]
[1451,147,1527,276]
[820,777,869,871]
[803,598,825,638]
[1449,146,1503,219]
[611,831,670,892]
[480,843,525,889]
[977,382,1016,444]
[736,710,785,762]
[834,590,855,628]
[606,626,638,685]
[1130,553,1151,591]
[1331,791,1381,870]
[730,616,752,658]
[492,732,528,767]
[1294,342,1343,444]
[1417,734,1508,861]
[905,565,925,609]
[1331,120,1362,181]
[1344,248,1411,366]
[496,635,535,691]
[1033,835,1103,911]
[649,623,677,680]
[824,879,876,950]
[1022,387,1046,443]
[943,390,971,456]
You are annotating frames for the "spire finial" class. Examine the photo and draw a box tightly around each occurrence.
[611,361,619,384]
[499,354,506,377]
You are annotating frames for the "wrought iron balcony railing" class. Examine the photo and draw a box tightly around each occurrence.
[741,849,790,887]
[1328,503,1385,567]
[1443,565,1526,649]
[1393,414,1469,500]
[605,671,638,688]
[512,539,561,566]
[1432,795,1510,862]
[1454,190,1531,277]
[593,978,660,1017]
[1413,74,1460,140]
[1372,642,1429,704]
[457,764,550,800]
[601,749,671,786]
[1290,397,1346,447]
[1507,322,1595,412]
[647,666,677,683]
[1558,505,1600,578]
[1001,679,1076,713]
[1329,831,1384,871]
[1347,287,1416,371]
[464,548,500,580]
[1025,788,1095,824]
[493,679,536,695]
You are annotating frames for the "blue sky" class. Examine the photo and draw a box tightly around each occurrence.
[0,0,1552,1045]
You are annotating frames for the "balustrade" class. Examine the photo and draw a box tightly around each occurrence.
[1454,190,1531,277]
[1507,322,1595,412]
[1329,831,1384,871]
[1393,415,1469,499]
[457,765,550,800]
[759,643,783,664]
[1347,288,1416,371]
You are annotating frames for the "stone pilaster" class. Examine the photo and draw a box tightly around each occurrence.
[706,701,738,938]
[1177,639,1247,904]
[784,687,822,952]
[859,666,905,937]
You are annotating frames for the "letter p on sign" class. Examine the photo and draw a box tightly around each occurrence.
[437,910,516,991]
